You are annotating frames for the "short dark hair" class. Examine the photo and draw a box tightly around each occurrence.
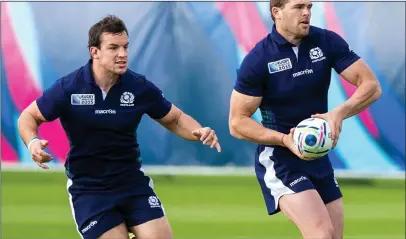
[270,0,290,21]
[88,15,129,49]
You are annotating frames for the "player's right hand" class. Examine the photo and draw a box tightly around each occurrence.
[282,128,312,161]
[29,139,53,169]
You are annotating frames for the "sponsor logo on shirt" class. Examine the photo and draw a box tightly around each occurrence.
[71,94,95,105]
[293,69,314,77]
[268,58,292,74]
[95,109,116,114]
[309,47,326,63]
[120,92,134,106]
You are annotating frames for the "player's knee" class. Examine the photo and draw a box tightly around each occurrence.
[331,222,343,239]
[304,219,334,239]
[316,226,334,239]
[132,232,172,239]
[132,223,173,239]
[332,232,343,239]
[158,227,173,239]
[331,226,343,239]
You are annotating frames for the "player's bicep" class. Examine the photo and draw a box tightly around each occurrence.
[230,90,262,120]
[154,104,179,128]
[23,101,47,123]
[339,58,377,87]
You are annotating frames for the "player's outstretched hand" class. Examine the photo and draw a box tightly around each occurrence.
[29,139,53,169]
[283,128,312,161]
[311,111,343,149]
[192,127,221,152]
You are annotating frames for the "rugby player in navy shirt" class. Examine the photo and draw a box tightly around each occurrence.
[228,0,381,238]
[18,15,221,239]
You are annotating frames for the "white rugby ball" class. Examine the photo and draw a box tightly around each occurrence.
[293,118,333,159]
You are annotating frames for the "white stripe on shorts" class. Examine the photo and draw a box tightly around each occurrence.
[258,147,295,209]
[67,179,84,239]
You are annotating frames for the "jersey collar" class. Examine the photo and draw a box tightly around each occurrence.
[270,24,314,46]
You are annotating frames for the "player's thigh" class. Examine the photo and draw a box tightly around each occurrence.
[255,146,319,215]
[120,190,171,239]
[69,198,125,239]
[129,216,172,239]
[325,198,344,239]
[67,180,124,239]
[98,223,130,239]
[255,149,333,238]
[279,189,334,238]
[313,173,344,239]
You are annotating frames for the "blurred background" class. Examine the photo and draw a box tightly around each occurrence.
[1,2,405,239]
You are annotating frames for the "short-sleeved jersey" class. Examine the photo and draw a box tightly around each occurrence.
[36,60,172,191]
[234,25,360,176]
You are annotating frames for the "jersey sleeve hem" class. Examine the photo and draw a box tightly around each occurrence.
[36,98,55,122]
[233,86,263,97]
[149,100,172,120]
[334,54,360,74]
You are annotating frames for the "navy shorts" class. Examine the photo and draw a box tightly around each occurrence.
[66,174,165,239]
[255,146,342,215]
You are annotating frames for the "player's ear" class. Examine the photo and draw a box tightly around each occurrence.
[89,46,99,59]
[272,7,282,20]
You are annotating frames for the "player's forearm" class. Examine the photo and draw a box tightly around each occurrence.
[17,110,41,146]
[166,112,202,141]
[230,116,285,146]
[334,81,382,120]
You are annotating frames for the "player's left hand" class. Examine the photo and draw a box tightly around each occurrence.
[311,110,344,148]
[192,127,221,152]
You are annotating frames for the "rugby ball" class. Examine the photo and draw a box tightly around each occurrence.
[293,118,333,159]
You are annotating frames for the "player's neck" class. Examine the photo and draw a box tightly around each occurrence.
[276,25,302,47]
[91,62,119,91]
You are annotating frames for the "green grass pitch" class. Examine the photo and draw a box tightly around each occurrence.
[2,171,405,239]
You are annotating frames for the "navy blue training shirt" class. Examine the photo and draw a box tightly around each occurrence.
[234,25,360,176]
[36,60,172,190]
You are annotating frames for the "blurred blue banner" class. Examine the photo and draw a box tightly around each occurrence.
[1,2,404,174]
